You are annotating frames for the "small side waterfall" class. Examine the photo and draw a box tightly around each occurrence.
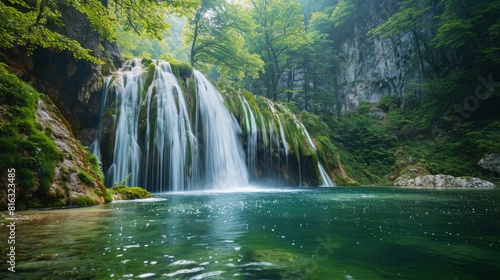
[239,95,258,177]
[92,59,335,191]
[318,163,336,186]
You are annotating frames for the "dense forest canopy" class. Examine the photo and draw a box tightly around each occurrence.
[1,0,499,186]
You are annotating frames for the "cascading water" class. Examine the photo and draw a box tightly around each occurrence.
[92,59,335,191]
[239,95,258,177]
[318,163,336,186]
[92,60,248,191]
[193,70,249,188]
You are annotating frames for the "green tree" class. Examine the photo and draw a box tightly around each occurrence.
[0,0,198,64]
[184,0,263,80]
[306,7,341,115]
[248,0,310,100]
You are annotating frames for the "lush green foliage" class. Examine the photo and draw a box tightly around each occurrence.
[73,195,96,206]
[0,63,63,207]
[0,0,198,63]
[88,153,105,182]
[184,0,263,80]
[246,0,310,100]
[329,103,396,184]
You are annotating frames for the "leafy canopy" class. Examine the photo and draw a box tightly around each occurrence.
[0,0,199,64]
[184,0,263,80]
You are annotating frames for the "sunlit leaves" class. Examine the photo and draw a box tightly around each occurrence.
[185,0,263,80]
[0,0,101,63]
[248,0,310,99]
[0,0,198,64]
[330,0,355,27]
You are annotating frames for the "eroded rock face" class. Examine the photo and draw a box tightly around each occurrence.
[394,174,495,188]
[1,4,122,138]
[478,154,500,175]
[36,97,105,205]
[333,2,441,112]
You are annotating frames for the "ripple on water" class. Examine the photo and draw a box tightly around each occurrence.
[136,273,156,278]
[188,271,226,280]
[164,267,205,277]
[169,260,197,266]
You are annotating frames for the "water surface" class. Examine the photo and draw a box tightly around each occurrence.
[1,187,499,279]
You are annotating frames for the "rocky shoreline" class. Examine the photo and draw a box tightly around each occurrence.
[394,174,496,188]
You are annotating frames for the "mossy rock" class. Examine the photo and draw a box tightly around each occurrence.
[77,170,95,187]
[111,186,153,200]
[73,195,96,206]
[0,63,63,208]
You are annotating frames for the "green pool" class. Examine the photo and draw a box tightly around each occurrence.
[2,187,499,279]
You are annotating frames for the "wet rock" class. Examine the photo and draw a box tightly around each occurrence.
[478,154,500,175]
[394,174,495,188]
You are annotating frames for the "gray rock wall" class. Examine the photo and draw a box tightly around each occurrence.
[332,1,438,112]
[338,29,421,111]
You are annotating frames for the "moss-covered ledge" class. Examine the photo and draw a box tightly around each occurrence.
[110,186,153,201]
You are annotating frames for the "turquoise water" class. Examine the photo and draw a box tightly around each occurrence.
[2,187,500,279]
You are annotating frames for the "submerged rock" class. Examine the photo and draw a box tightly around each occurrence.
[478,154,500,175]
[394,174,495,188]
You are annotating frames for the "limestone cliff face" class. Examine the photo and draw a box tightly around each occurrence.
[334,2,433,112]
[36,97,108,206]
[337,29,421,111]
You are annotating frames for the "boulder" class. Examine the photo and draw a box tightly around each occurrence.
[478,154,500,175]
[394,174,495,188]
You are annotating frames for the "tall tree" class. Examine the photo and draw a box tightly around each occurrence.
[184,0,263,80]
[306,8,341,115]
[247,0,310,100]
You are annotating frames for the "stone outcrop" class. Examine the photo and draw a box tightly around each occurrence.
[478,154,500,175]
[1,3,122,138]
[332,2,441,112]
[36,97,107,205]
[394,174,495,188]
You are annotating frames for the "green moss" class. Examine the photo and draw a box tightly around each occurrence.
[105,189,113,203]
[0,63,63,207]
[74,196,96,206]
[112,186,152,200]
[88,153,104,182]
[141,57,153,68]
[143,63,157,96]
[0,215,10,226]
[170,61,193,81]
[77,170,94,187]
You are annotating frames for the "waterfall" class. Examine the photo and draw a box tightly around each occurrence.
[107,59,145,187]
[93,59,335,191]
[318,163,336,186]
[93,60,247,191]
[239,95,258,177]
[193,70,249,189]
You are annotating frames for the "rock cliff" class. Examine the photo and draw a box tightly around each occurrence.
[1,3,121,137]
[333,1,435,112]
